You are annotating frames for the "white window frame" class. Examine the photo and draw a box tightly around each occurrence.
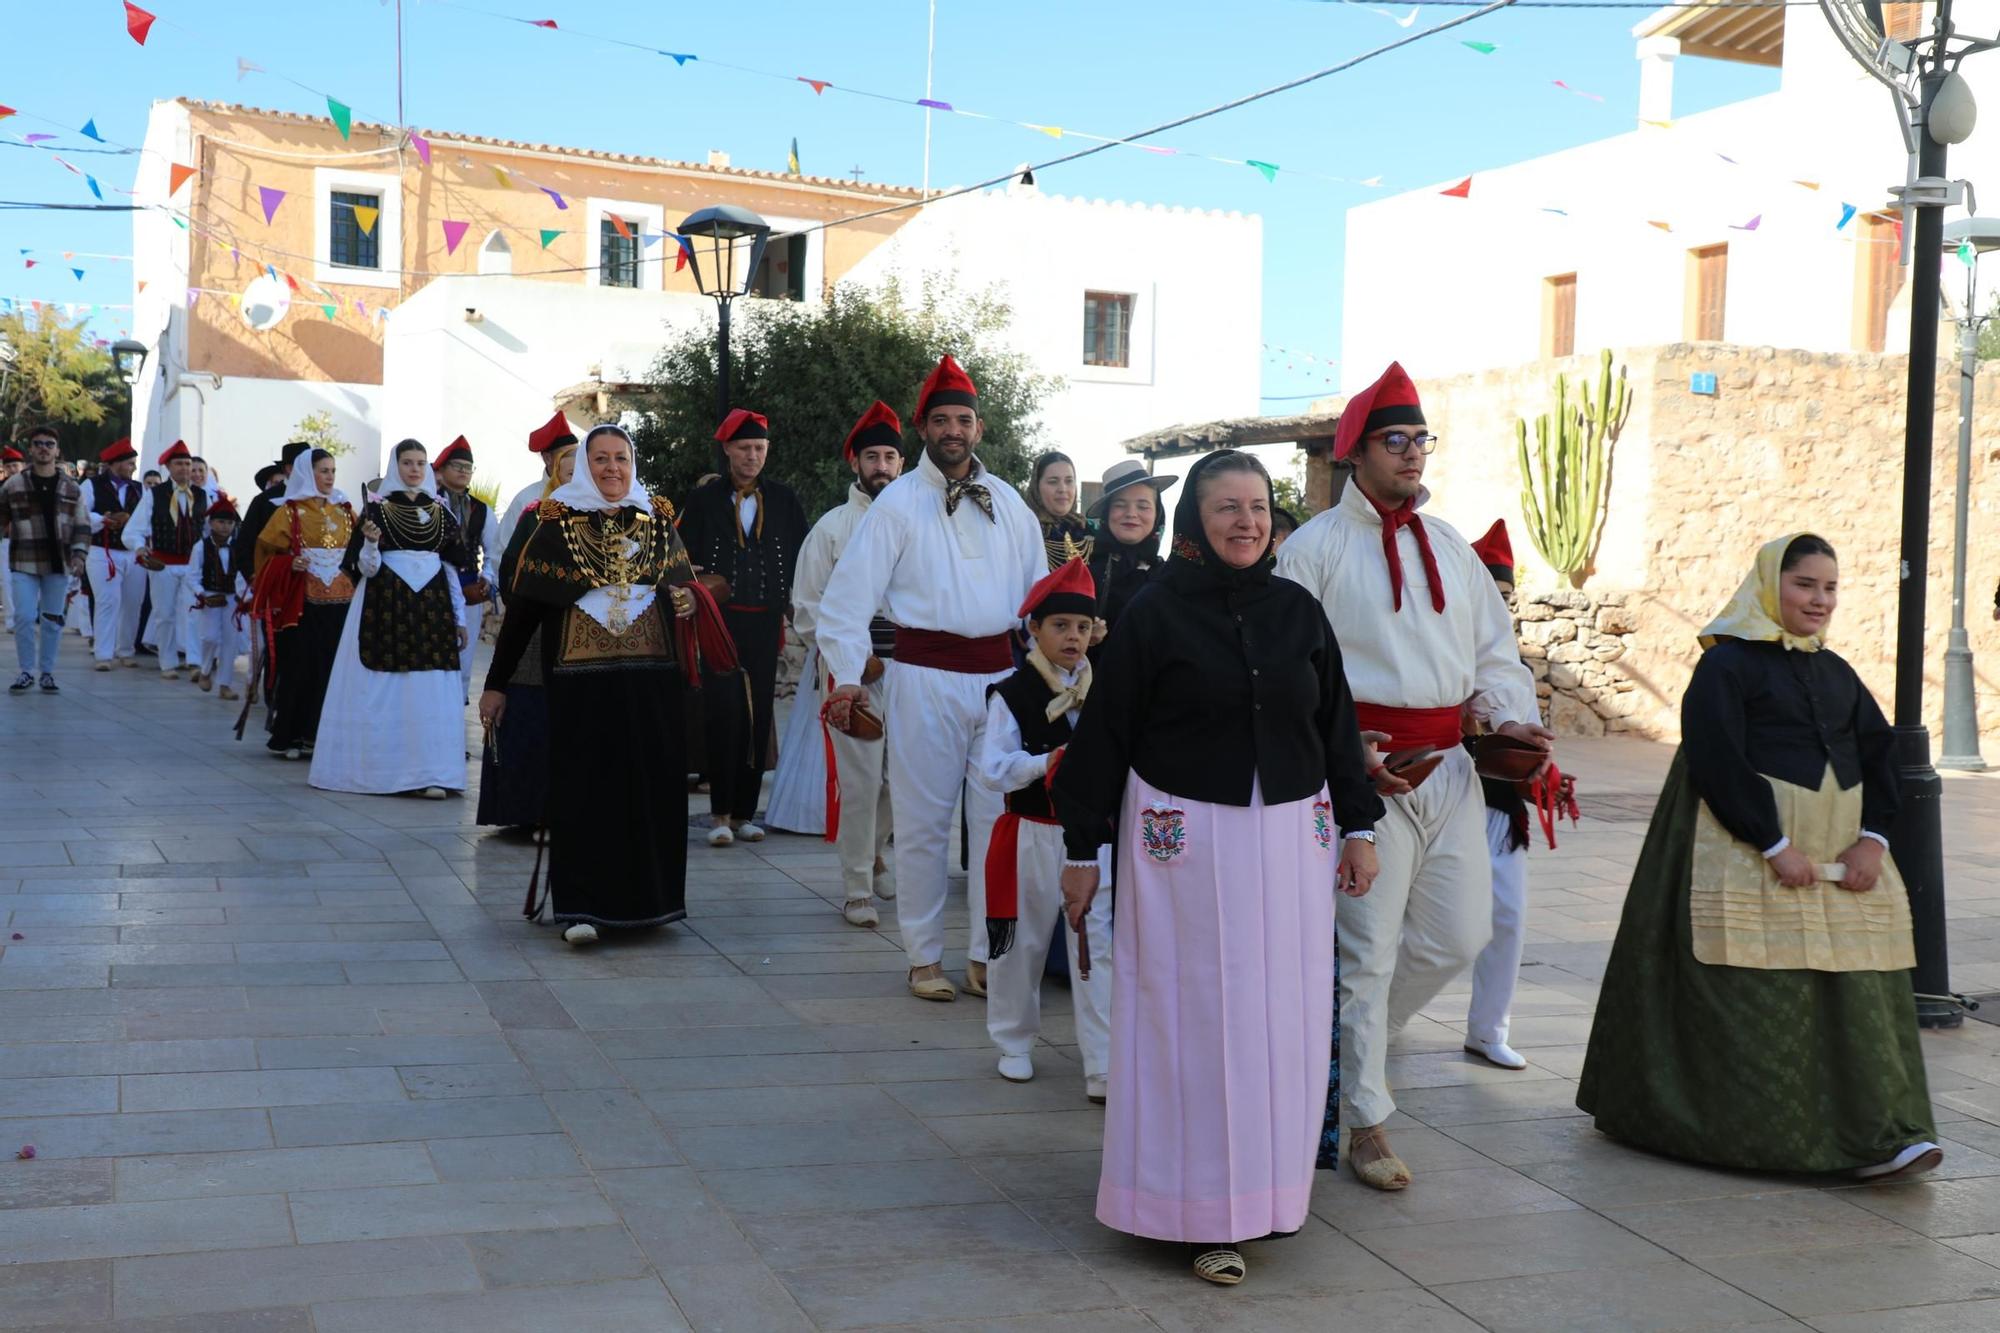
[478,229,514,276]
[745,213,825,305]
[312,167,401,291]
[1074,280,1155,386]
[586,197,667,291]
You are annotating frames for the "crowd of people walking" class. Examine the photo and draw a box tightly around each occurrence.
[2,351,1945,1286]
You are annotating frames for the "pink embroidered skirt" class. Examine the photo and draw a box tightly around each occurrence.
[1096,772,1336,1243]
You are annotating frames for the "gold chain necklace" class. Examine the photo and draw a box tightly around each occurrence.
[560,509,653,588]
[376,495,439,550]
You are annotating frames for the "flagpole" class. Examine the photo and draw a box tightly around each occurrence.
[922,0,936,198]
[395,0,406,128]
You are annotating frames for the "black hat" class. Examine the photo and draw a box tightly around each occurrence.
[1088,459,1178,520]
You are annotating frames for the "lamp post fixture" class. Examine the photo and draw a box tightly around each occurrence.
[1820,0,1999,1027]
[110,338,148,443]
[676,205,771,450]
[1939,216,2000,772]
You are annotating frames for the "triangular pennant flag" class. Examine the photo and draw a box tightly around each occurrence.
[321,303,336,320]
[86,176,103,200]
[1440,176,1472,198]
[353,299,365,316]
[80,119,103,142]
[610,214,632,241]
[1837,203,1858,230]
[664,52,696,65]
[1461,40,1496,54]
[327,97,352,140]
[1247,160,1279,183]
[22,259,34,268]
[539,228,561,249]
[125,2,156,44]
[187,288,199,307]
[540,187,567,210]
[492,165,512,189]
[284,272,299,293]
[409,134,430,166]
[168,162,196,194]
[1640,118,1673,130]
[641,232,663,248]
[1793,179,1821,191]
[0,106,14,122]
[351,204,379,236]
[169,215,185,231]
[259,185,285,224]
[673,234,690,272]
[24,133,55,143]
[1959,240,1977,266]
[531,18,557,28]
[236,56,263,81]
[441,219,470,255]
[266,264,276,278]
[1732,214,1762,231]
[135,280,146,294]
[917,98,952,111]
[1036,125,1063,139]
[799,78,830,95]
[72,268,84,281]
[1648,220,1673,232]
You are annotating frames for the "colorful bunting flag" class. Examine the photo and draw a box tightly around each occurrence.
[353,299,365,316]
[1639,118,1673,130]
[799,78,830,95]
[1248,160,1279,183]
[610,214,632,241]
[168,162,196,194]
[24,134,54,143]
[1733,214,1762,231]
[351,205,379,236]
[1793,180,1821,191]
[1035,125,1063,139]
[673,234,691,272]
[1959,240,1976,266]
[0,106,13,122]
[441,220,470,255]
[539,229,561,249]
[125,3,156,46]
[1837,203,1858,230]
[328,97,352,140]
[1648,220,1673,232]
[135,280,145,294]
[72,268,83,280]
[540,187,567,210]
[663,52,696,65]
[236,56,263,81]
[641,232,662,248]
[788,138,800,174]
[492,165,512,189]
[1462,40,1497,54]
[321,303,336,320]
[917,98,952,111]
[258,186,285,224]
[23,259,34,268]
[531,18,558,28]
[409,134,430,166]
[188,289,199,306]
[1440,176,1472,198]
[80,119,103,142]
[284,272,299,293]
[85,176,102,200]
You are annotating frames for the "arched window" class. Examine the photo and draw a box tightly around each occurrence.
[478,230,513,276]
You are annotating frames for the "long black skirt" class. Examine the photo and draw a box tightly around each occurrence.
[545,667,689,928]
[267,601,348,753]
[477,682,549,828]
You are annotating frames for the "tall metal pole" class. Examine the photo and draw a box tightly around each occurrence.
[1895,62,1959,1028]
[714,297,733,474]
[1941,256,1987,769]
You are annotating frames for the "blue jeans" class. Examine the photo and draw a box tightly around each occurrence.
[9,571,69,674]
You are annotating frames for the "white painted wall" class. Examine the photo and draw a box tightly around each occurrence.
[381,276,714,505]
[844,183,1263,484]
[1338,6,2000,391]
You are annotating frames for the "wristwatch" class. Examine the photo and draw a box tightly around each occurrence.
[1342,830,1377,844]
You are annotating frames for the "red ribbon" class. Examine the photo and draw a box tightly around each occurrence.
[818,667,842,845]
[1529,762,1580,849]
[1362,489,1445,613]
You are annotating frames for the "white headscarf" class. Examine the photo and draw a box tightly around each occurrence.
[547,424,652,514]
[281,449,348,506]
[373,442,439,503]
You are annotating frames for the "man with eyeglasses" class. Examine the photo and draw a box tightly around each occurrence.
[2,425,92,693]
[1276,361,1554,1194]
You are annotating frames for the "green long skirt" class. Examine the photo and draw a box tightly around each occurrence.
[1576,751,1935,1173]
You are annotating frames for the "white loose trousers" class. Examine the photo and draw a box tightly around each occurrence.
[196,604,249,689]
[883,659,1005,969]
[142,564,191,668]
[1336,746,1493,1128]
[458,600,486,702]
[1465,808,1528,1047]
[985,821,1113,1077]
[85,548,142,662]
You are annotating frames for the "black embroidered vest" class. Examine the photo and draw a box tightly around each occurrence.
[89,475,141,549]
[147,481,207,557]
[989,668,1074,819]
[199,540,236,596]
[443,491,489,581]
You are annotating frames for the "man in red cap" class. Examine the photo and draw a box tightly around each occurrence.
[677,408,809,846]
[790,401,907,924]
[500,411,578,555]
[1275,363,1552,1191]
[431,435,499,701]
[820,355,1045,1002]
[82,439,146,670]
[974,556,1112,1100]
[123,440,209,678]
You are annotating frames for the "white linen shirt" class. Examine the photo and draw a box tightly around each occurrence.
[815,451,1043,689]
[1274,480,1538,728]
[791,483,878,659]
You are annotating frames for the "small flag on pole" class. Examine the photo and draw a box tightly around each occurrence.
[788,138,801,174]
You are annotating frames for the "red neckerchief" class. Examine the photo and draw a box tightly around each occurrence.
[1360,485,1445,613]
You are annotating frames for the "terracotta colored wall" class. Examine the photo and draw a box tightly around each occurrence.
[182,105,912,385]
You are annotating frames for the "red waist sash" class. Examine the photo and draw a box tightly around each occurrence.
[893,627,1012,674]
[151,552,191,567]
[1355,702,1463,755]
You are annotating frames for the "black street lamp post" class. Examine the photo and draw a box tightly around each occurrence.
[676,205,772,465]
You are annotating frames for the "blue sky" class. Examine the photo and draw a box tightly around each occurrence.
[0,0,1776,406]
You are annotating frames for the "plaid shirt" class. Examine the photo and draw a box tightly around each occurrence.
[2,469,91,576]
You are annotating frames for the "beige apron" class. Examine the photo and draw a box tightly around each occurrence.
[1690,764,1913,972]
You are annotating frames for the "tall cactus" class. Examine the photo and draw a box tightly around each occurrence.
[1515,348,1629,585]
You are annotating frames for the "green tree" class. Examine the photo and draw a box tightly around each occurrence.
[290,409,354,458]
[1272,472,1314,521]
[630,276,1057,520]
[0,308,125,458]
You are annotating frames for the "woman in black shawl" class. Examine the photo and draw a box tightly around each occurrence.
[1085,459,1176,645]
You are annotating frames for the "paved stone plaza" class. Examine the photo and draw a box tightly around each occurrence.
[5,637,2000,1331]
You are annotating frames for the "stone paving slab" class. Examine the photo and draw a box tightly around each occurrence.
[4,639,2000,1328]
